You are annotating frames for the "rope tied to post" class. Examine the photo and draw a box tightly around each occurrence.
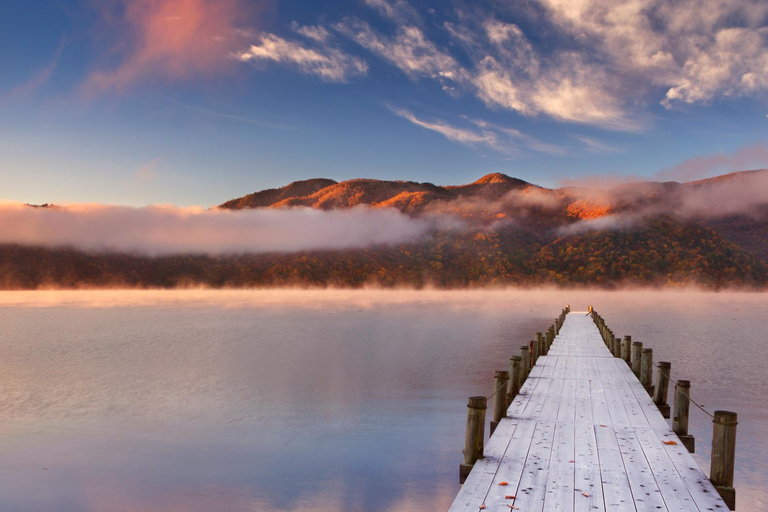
[485,377,509,402]
[654,362,714,419]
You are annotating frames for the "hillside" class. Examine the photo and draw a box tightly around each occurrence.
[1,170,766,290]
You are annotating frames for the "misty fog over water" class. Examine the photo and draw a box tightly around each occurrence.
[0,289,764,511]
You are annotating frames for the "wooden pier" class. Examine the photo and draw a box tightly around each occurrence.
[450,308,736,512]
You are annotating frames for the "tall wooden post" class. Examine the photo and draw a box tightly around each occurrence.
[460,396,487,484]
[673,380,695,452]
[508,356,521,403]
[520,345,530,382]
[631,341,643,377]
[613,335,622,358]
[621,335,632,364]
[490,371,509,435]
[534,333,542,363]
[653,361,671,418]
[710,411,737,510]
[640,348,653,394]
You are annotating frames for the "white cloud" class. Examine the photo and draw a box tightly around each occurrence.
[536,0,768,107]
[238,32,367,83]
[238,0,768,128]
[469,46,640,130]
[335,18,461,82]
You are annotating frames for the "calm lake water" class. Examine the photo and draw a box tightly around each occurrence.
[0,289,765,511]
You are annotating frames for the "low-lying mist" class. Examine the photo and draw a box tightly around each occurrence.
[0,203,463,255]
[1,169,767,257]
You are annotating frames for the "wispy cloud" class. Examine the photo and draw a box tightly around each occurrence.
[392,108,499,149]
[391,108,567,156]
[571,135,621,154]
[364,0,421,26]
[237,31,367,83]
[335,18,461,85]
[166,98,292,129]
[466,118,567,155]
[1,39,64,104]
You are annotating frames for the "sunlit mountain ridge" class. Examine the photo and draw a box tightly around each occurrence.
[2,170,767,290]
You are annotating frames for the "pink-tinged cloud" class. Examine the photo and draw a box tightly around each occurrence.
[654,143,768,182]
[0,203,462,255]
[83,0,252,94]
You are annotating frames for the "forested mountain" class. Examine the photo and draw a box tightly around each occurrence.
[1,170,767,289]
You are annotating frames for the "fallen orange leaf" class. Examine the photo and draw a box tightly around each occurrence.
[498,481,508,486]
[582,491,590,497]
[599,424,607,427]
[662,440,678,445]
[505,495,516,499]
[569,460,575,463]
[479,505,485,510]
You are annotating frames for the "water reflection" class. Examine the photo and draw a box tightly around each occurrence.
[0,289,765,510]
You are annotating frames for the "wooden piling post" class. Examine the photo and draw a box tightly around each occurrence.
[640,348,653,394]
[490,371,509,435]
[613,335,622,358]
[534,333,542,363]
[631,341,643,377]
[520,345,530,382]
[673,380,695,452]
[711,411,737,510]
[653,361,671,418]
[508,356,521,403]
[459,396,487,484]
[621,335,632,364]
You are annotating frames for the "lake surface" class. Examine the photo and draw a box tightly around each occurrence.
[0,289,765,511]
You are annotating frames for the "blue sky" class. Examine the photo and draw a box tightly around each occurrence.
[1,0,767,206]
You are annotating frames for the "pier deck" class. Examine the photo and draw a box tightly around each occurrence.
[449,312,729,512]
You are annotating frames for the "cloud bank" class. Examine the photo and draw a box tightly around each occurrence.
[0,204,461,256]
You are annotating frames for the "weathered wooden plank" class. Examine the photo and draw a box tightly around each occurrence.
[574,379,605,512]
[633,427,701,512]
[452,377,552,511]
[542,377,577,511]
[615,426,669,511]
[509,376,564,511]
